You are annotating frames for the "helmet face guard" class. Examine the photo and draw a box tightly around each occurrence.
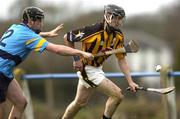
[104,4,126,30]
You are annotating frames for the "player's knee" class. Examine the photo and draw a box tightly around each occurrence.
[74,99,88,108]
[19,98,27,110]
[118,92,124,102]
[16,96,27,110]
[113,90,124,103]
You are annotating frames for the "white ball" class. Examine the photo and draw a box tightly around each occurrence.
[155,65,162,72]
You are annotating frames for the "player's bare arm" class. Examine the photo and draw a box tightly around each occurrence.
[39,24,63,37]
[118,57,139,92]
[45,43,94,59]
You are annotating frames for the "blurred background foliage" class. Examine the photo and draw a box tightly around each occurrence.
[1,0,180,118]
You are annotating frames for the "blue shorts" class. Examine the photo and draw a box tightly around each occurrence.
[0,72,13,103]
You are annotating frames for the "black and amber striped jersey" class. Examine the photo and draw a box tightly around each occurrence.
[66,21,126,67]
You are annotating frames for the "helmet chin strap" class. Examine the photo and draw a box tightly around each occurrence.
[104,14,112,24]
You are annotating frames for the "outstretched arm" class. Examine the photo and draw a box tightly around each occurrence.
[45,42,93,59]
[118,57,138,92]
[39,24,63,37]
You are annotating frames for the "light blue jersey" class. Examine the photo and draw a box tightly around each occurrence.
[0,23,49,79]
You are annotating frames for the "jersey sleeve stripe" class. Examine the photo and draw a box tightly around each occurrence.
[34,38,46,52]
[25,38,38,45]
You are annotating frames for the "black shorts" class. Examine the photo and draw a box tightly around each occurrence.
[0,72,13,103]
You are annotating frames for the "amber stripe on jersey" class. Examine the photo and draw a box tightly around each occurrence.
[82,31,124,67]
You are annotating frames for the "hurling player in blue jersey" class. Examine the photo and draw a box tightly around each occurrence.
[0,7,93,119]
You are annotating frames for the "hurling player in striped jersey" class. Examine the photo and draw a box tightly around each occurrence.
[62,4,138,119]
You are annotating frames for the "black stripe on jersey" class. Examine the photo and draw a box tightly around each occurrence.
[106,37,109,48]
[87,39,97,53]
[97,32,104,52]
[85,44,88,51]
[114,39,121,49]
[0,49,22,66]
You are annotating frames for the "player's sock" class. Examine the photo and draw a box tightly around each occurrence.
[102,115,112,119]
